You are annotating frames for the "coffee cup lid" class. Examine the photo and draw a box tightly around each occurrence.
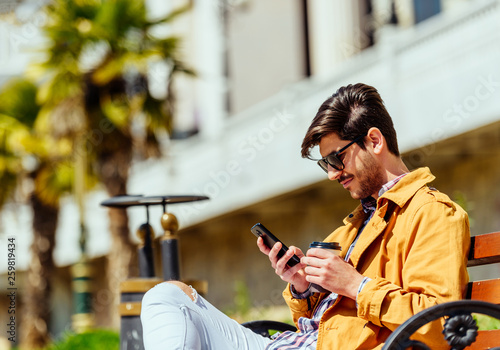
[309,241,341,250]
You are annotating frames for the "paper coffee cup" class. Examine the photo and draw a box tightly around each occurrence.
[308,241,341,293]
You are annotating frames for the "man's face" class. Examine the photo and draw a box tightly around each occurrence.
[318,133,385,199]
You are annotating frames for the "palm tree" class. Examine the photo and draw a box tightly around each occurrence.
[0,78,74,349]
[35,0,193,327]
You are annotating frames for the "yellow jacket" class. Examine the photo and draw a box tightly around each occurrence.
[283,167,470,349]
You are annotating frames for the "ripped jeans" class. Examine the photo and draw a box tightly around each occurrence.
[140,282,272,350]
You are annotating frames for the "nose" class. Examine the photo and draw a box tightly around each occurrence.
[327,165,342,181]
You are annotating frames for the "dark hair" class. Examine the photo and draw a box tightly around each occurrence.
[301,83,400,158]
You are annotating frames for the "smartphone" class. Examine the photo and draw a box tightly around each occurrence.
[251,223,301,267]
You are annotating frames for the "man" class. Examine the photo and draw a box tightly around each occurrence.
[141,83,470,349]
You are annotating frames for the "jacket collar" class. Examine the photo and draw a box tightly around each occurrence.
[379,167,435,208]
[344,167,435,225]
[342,167,436,268]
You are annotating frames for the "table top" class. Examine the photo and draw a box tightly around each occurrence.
[100,195,210,208]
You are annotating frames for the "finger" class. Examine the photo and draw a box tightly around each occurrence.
[276,246,297,274]
[306,248,330,258]
[301,256,323,268]
[285,259,306,275]
[267,242,284,270]
[303,264,321,277]
[288,246,305,258]
[281,264,303,281]
[279,249,296,270]
[305,274,323,285]
[257,237,270,255]
[278,249,305,277]
[269,242,282,261]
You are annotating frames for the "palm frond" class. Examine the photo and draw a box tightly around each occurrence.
[146,4,192,28]
[38,70,83,106]
[149,36,182,58]
[171,59,196,77]
[142,92,171,131]
[94,0,147,45]
[0,113,30,132]
[0,78,40,128]
[34,161,74,206]
[31,0,193,167]
[0,114,32,156]
[91,54,129,85]
[100,93,131,131]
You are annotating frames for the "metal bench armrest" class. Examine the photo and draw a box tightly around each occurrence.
[242,320,297,338]
[382,300,500,350]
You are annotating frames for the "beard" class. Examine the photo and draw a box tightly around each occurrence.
[341,151,385,200]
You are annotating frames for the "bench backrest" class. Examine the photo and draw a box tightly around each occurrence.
[466,231,500,349]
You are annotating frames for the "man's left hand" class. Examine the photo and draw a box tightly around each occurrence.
[301,248,364,300]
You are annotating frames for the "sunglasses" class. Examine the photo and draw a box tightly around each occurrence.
[317,135,365,173]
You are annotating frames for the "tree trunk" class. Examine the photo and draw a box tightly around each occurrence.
[85,74,138,328]
[98,146,138,328]
[20,193,58,350]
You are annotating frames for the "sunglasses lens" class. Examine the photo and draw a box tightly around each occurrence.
[326,155,343,170]
[318,156,343,172]
[316,135,362,173]
[318,160,329,172]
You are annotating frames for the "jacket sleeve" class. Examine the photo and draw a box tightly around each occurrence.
[282,284,323,326]
[356,197,470,334]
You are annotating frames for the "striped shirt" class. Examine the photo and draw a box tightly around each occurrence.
[266,173,407,350]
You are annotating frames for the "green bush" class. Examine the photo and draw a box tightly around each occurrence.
[44,329,119,350]
[474,313,500,331]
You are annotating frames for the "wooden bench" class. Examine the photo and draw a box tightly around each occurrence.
[244,232,500,349]
[383,231,500,349]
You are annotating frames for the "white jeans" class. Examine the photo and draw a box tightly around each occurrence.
[140,282,272,350]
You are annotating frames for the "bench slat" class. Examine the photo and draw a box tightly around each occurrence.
[467,329,500,349]
[468,279,500,305]
[467,233,500,349]
[468,232,500,267]
[385,231,500,350]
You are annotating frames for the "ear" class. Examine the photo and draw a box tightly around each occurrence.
[366,127,384,155]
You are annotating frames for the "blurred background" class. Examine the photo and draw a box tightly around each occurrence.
[1,0,500,348]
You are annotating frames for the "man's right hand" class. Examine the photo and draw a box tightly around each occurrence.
[257,237,309,293]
